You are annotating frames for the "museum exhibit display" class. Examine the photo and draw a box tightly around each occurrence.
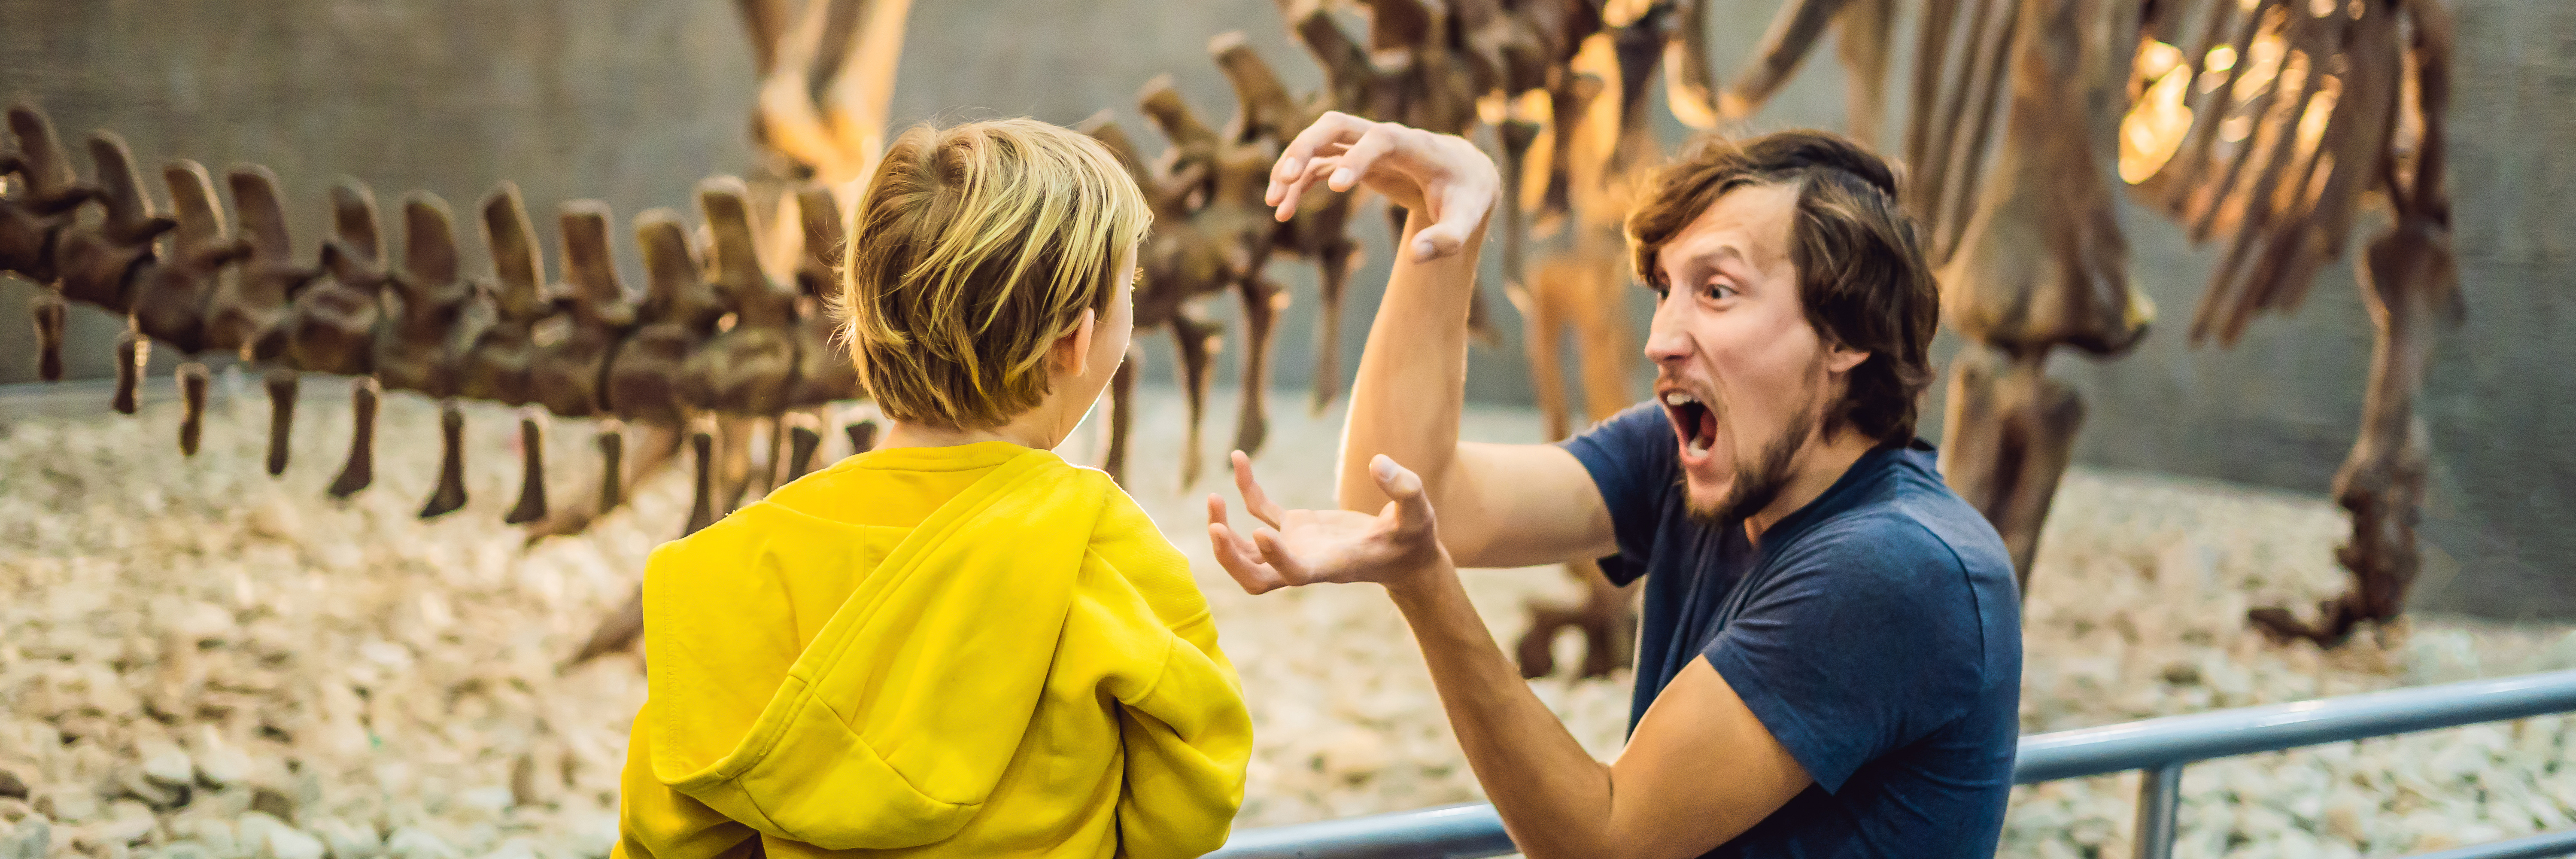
[3,0,2570,856]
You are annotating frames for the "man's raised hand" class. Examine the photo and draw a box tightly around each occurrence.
[1264,112,1498,263]
[1206,451,1449,595]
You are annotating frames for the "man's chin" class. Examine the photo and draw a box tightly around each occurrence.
[1680,475,1736,523]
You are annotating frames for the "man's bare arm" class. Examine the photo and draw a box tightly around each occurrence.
[1209,460,1810,859]
[1274,115,1615,567]
[1391,561,1813,858]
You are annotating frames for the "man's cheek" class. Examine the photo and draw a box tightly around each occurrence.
[1706,431,1743,480]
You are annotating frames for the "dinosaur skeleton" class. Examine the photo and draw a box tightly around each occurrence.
[1072,0,1549,490]
[0,0,1454,662]
[1,0,922,665]
[1706,0,2459,646]
[1242,0,2457,664]
[0,101,875,529]
[1067,0,1694,678]
[6,0,2451,673]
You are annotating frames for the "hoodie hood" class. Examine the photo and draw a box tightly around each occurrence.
[639,445,1110,850]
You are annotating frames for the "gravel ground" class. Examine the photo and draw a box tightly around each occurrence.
[1,376,2569,859]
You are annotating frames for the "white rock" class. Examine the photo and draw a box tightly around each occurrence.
[168,817,239,859]
[383,828,453,859]
[1315,729,1389,784]
[234,814,286,855]
[167,603,236,647]
[480,839,538,859]
[454,787,513,816]
[2321,789,2372,844]
[135,742,192,789]
[91,801,155,846]
[247,498,303,542]
[2153,540,2219,598]
[3,815,47,859]
[2405,630,2484,684]
[2526,631,2576,673]
[566,813,616,859]
[188,729,250,790]
[32,789,96,825]
[302,819,379,859]
[262,826,324,859]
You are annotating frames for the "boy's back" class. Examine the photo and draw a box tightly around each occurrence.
[615,442,1251,859]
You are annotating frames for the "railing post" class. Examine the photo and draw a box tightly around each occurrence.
[2133,763,2184,859]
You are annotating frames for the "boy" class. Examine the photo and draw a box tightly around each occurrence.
[614,119,1252,859]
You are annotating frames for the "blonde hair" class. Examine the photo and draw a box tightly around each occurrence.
[835,118,1151,429]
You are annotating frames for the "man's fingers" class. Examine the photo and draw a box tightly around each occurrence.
[1206,493,1258,557]
[1231,450,1288,529]
[1268,141,1353,201]
[1207,521,1285,595]
[1273,156,1340,221]
[1270,111,1368,207]
[1276,111,1367,174]
[1327,125,1402,194]
[1251,528,1311,584]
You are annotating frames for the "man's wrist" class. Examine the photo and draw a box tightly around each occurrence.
[1381,548,1462,611]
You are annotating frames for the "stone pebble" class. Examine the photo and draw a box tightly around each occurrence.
[3,387,2571,858]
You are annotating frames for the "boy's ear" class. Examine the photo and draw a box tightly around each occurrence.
[1056,308,1099,378]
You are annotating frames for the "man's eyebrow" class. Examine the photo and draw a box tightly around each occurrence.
[1669,243,1748,278]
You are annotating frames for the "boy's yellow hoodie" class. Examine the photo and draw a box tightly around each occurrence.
[613,442,1252,859]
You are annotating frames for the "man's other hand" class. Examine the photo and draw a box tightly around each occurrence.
[1207,451,1449,594]
[1265,112,1498,262]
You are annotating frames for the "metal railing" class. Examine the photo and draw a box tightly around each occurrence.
[1209,669,2576,859]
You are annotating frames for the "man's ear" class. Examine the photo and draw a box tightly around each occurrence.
[1054,308,1099,378]
[1824,344,1870,375]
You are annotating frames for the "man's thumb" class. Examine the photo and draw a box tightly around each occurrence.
[1410,226,1464,262]
[1370,454,1431,519]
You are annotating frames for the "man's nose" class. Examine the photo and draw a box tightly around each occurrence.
[1644,301,1692,366]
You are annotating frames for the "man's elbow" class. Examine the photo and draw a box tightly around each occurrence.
[1510,826,1622,859]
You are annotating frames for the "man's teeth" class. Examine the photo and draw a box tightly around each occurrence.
[1671,391,1709,457]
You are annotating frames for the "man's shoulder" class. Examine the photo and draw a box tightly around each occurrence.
[1561,401,1679,478]
[1763,456,2020,642]
[1771,509,1977,610]
[1809,448,2013,579]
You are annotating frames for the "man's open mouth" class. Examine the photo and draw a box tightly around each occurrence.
[1663,391,1716,459]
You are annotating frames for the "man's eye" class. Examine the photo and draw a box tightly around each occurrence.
[1699,282,1735,300]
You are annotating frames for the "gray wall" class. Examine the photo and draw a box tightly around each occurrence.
[1,0,2567,618]
[2039,1,2576,621]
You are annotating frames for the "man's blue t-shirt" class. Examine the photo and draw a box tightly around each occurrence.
[1562,402,2023,858]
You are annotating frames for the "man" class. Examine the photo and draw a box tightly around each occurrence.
[1205,113,2022,857]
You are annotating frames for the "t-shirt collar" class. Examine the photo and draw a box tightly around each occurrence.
[1746,439,1917,549]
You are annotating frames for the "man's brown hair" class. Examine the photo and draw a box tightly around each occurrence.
[835,118,1151,430]
[1625,129,1941,448]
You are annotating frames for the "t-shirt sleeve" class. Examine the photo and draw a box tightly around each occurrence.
[1699,518,1985,793]
[1558,401,1675,585]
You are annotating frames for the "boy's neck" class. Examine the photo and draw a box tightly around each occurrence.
[878,418,1057,453]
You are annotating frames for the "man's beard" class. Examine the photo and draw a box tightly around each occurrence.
[1684,369,1823,525]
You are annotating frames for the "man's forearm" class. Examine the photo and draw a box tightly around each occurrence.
[1336,211,1484,515]
[1386,567,1613,859]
